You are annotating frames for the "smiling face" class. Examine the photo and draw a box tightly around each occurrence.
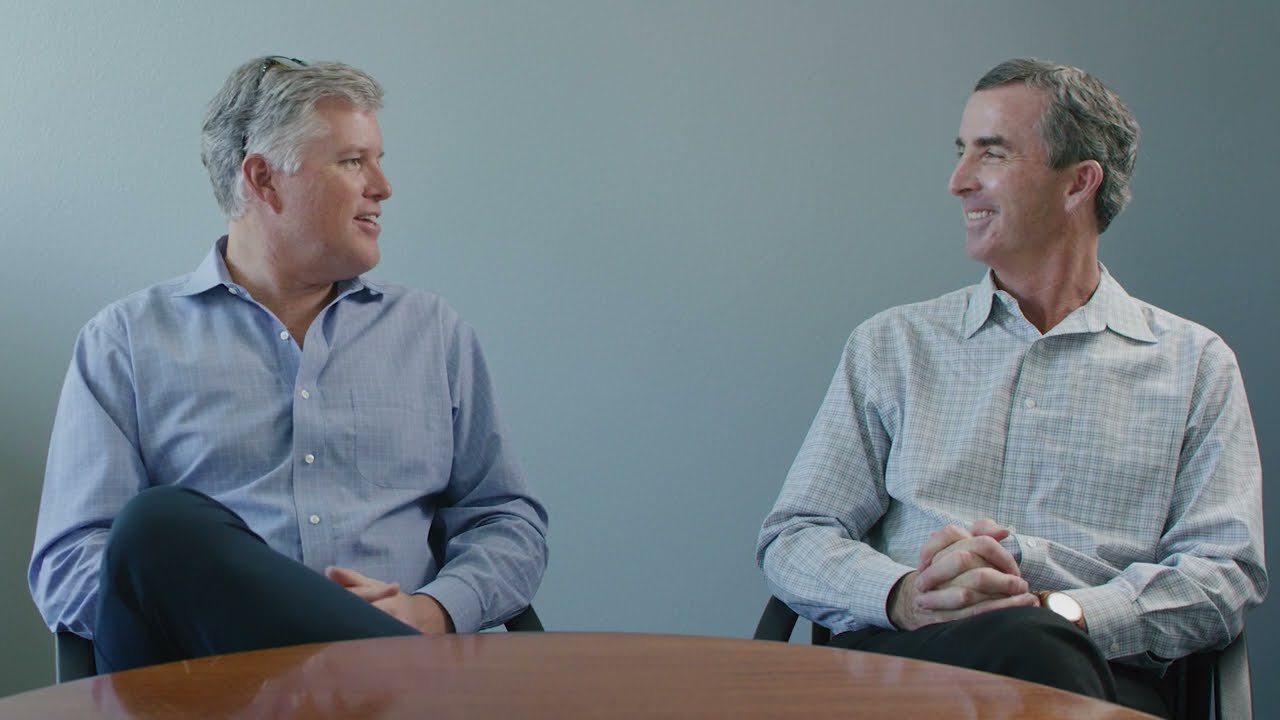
[949,84,1075,271]
[267,97,392,285]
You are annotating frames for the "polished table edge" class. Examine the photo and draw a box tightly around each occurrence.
[3,632,1157,719]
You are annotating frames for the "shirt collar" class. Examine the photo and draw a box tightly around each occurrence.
[1082,265,1156,343]
[172,236,383,299]
[962,270,999,338]
[962,264,1156,343]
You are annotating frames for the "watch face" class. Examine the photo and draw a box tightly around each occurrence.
[1047,592,1083,623]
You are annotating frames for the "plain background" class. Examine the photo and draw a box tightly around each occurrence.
[1,0,1275,713]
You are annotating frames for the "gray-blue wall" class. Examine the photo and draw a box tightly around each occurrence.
[3,0,1275,712]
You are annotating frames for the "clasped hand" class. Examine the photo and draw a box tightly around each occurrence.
[888,518,1036,631]
[324,566,455,635]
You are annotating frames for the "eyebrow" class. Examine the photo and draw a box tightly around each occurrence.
[955,135,1010,150]
[338,146,387,159]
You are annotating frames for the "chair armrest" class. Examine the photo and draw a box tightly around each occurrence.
[55,631,96,683]
[754,596,800,641]
[504,606,544,632]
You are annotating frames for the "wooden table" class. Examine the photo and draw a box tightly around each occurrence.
[0,632,1154,718]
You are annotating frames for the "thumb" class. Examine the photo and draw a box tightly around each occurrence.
[969,518,1009,540]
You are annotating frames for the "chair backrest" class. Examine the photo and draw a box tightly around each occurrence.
[752,596,1250,720]
[54,604,545,683]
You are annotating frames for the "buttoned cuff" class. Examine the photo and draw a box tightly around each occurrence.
[857,555,916,631]
[1062,583,1143,660]
[416,574,484,634]
[1011,533,1143,662]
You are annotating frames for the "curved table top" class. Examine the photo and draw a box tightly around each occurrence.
[2,632,1154,719]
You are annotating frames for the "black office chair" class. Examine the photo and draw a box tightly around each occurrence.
[752,596,1251,720]
[502,604,545,633]
[54,630,96,684]
[54,604,544,683]
[753,595,830,646]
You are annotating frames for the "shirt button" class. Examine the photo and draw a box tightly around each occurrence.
[227,286,239,295]
[1025,538,1038,548]
[1024,398,1037,409]
[1110,643,1120,653]
[304,453,315,464]
[309,514,321,525]
[300,389,310,399]
[279,330,290,340]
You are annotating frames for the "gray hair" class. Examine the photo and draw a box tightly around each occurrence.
[201,57,384,220]
[975,58,1140,233]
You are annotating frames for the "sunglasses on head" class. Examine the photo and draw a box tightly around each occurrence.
[241,55,308,153]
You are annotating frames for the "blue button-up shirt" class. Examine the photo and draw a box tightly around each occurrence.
[758,266,1266,668]
[30,237,549,636]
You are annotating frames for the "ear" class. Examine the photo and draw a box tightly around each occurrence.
[241,154,283,213]
[1064,159,1103,215]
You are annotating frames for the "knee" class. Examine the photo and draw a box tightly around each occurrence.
[968,606,1112,697]
[104,486,221,574]
[974,606,1102,660]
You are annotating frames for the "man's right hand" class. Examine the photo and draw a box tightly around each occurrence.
[887,520,1035,631]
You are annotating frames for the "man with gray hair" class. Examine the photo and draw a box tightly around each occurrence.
[30,56,549,672]
[758,58,1265,716]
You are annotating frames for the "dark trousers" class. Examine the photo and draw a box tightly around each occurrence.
[829,607,1170,718]
[94,486,420,673]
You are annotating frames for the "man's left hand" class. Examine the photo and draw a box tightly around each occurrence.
[325,566,455,635]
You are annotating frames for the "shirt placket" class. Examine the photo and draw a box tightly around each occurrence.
[291,316,337,570]
[997,339,1049,530]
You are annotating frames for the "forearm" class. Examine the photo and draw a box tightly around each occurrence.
[417,509,547,633]
[31,456,130,638]
[29,530,110,637]
[757,456,908,632]
[1013,532,1264,664]
[759,520,913,632]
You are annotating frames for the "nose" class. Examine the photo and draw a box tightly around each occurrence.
[366,162,392,201]
[948,154,977,197]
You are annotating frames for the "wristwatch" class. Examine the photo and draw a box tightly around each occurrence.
[1035,591,1086,632]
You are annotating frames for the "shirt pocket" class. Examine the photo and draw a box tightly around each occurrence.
[1047,392,1185,544]
[350,386,452,489]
